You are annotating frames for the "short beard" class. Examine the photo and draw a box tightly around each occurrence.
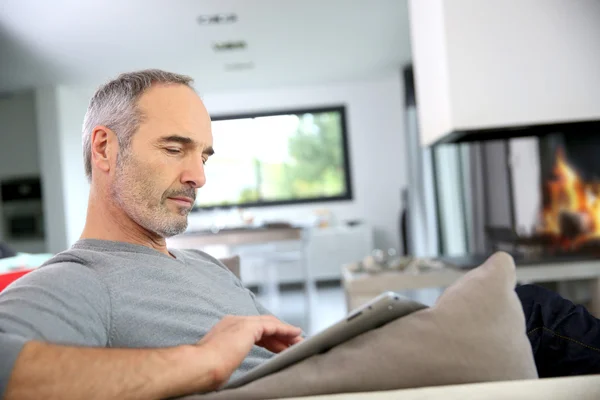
[112,149,191,238]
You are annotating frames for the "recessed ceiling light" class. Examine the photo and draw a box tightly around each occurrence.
[224,62,255,72]
[197,13,237,26]
[213,41,247,52]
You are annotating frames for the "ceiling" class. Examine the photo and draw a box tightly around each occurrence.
[0,0,411,93]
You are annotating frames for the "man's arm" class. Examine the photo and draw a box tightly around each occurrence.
[5,341,218,400]
[1,260,302,399]
[0,263,113,398]
[4,315,302,400]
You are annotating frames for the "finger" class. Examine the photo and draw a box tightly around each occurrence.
[257,337,293,353]
[269,333,303,345]
[257,339,287,353]
[290,335,304,345]
[260,321,302,338]
[257,330,303,351]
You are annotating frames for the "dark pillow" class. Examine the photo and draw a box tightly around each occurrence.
[0,242,16,259]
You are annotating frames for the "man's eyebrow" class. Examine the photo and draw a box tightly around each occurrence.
[158,135,194,145]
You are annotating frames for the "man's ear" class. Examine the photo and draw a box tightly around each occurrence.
[90,126,117,176]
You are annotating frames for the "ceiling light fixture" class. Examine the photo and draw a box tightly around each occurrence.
[224,62,255,71]
[197,13,237,26]
[213,41,247,52]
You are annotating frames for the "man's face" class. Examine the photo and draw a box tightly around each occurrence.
[111,84,213,237]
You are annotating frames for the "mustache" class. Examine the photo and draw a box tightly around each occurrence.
[163,188,197,203]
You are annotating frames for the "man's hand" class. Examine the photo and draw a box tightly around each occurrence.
[4,315,302,400]
[198,315,303,386]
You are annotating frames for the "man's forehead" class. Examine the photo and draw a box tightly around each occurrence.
[136,85,212,140]
[137,84,207,118]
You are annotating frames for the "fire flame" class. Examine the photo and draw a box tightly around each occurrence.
[539,149,600,249]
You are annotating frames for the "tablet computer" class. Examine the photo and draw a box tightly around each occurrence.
[223,291,427,390]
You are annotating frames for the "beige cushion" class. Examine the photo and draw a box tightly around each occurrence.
[196,252,537,400]
[219,256,241,280]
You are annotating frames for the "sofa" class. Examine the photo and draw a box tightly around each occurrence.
[210,254,600,400]
[3,255,599,399]
[284,375,600,399]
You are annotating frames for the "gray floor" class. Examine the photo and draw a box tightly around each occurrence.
[254,284,347,335]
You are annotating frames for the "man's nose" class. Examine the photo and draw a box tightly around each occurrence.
[181,154,206,189]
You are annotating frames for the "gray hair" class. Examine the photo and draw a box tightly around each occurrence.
[82,69,195,181]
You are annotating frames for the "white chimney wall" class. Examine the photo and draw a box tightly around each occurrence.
[409,0,600,146]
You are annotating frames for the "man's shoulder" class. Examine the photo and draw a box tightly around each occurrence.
[177,249,242,281]
[38,248,103,274]
[43,248,90,266]
[27,249,101,279]
[40,244,137,274]
[3,249,110,301]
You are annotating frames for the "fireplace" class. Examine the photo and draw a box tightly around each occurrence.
[471,129,600,262]
[401,63,600,263]
[533,133,600,256]
[425,120,600,266]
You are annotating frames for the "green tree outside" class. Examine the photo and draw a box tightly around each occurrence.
[236,111,347,204]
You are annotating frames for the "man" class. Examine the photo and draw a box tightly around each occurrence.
[0,70,599,400]
[0,70,302,400]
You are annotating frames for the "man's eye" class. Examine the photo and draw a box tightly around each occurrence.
[165,148,182,155]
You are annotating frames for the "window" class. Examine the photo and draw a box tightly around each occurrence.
[195,106,353,209]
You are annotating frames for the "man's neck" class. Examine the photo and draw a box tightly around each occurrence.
[80,188,171,257]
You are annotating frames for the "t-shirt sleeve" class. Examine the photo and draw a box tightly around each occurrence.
[0,263,111,397]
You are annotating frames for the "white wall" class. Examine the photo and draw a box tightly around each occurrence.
[407,0,453,147]
[55,86,92,247]
[445,0,600,130]
[35,87,69,253]
[0,90,47,253]
[33,85,91,253]
[409,0,600,145]
[37,74,408,252]
[197,75,407,251]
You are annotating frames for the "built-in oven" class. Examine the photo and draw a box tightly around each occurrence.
[1,178,44,240]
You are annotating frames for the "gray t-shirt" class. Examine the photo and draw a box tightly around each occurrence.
[0,239,275,396]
